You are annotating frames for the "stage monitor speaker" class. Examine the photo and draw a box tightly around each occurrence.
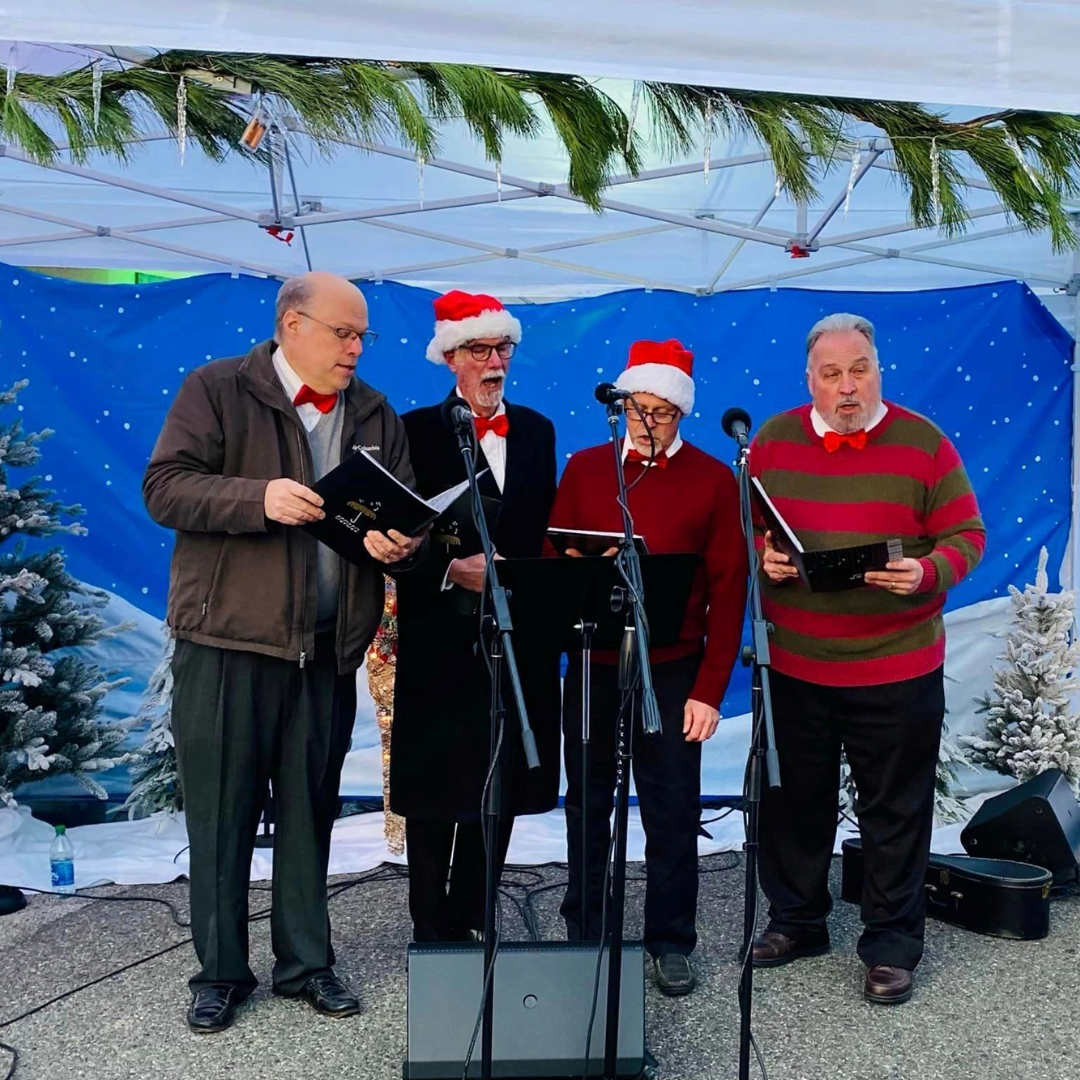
[961,768,1080,885]
[405,940,646,1079]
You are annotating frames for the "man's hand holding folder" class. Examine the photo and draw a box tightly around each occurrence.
[364,526,427,565]
[761,530,799,583]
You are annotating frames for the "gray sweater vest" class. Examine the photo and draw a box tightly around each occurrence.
[307,402,344,629]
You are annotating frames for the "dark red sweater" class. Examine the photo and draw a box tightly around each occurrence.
[547,441,748,707]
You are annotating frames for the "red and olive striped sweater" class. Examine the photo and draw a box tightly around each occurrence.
[749,401,986,687]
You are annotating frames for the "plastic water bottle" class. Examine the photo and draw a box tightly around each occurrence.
[49,825,75,894]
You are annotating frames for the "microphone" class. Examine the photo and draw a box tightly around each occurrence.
[440,396,474,434]
[594,382,632,405]
[721,406,752,445]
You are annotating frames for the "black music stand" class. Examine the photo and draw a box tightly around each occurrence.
[494,554,698,653]
[493,552,698,1077]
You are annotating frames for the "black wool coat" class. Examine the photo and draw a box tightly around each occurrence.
[388,394,561,822]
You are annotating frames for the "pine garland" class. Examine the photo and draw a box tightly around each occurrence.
[0,51,1077,240]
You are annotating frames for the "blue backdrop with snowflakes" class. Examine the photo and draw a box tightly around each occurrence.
[0,266,1073,794]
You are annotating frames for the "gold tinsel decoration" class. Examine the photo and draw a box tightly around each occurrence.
[367,576,405,855]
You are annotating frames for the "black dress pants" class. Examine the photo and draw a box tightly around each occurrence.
[405,817,515,941]
[172,632,356,998]
[561,654,702,958]
[759,666,945,970]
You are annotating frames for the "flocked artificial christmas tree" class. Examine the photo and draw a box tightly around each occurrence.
[963,546,1080,792]
[117,631,180,819]
[0,380,134,806]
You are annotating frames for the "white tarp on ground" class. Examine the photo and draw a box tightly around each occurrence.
[8,2,1080,112]
[0,797,1001,894]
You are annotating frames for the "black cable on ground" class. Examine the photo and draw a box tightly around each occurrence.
[1,846,740,1080]
[0,863,410,1080]
[11,886,191,928]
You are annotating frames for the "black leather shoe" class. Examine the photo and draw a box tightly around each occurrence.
[864,965,913,1004]
[298,972,361,1017]
[187,984,240,1033]
[751,931,830,968]
[653,954,696,997]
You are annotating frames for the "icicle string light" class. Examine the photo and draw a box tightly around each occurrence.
[626,80,642,152]
[703,98,712,184]
[92,61,103,132]
[931,137,942,224]
[1004,125,1043,190]
[843,146,860,220]
[177,75,188,165]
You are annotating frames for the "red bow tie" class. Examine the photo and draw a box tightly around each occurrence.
[293,385,338,414]
[625,448,668,468]
[823,429,868,453]
[474,414,510,439]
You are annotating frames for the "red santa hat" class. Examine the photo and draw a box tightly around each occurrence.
[426,290,522,364]
[614,338,695,415]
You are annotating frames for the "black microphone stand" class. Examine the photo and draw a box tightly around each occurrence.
[573,617,596,939]
[600,399,661,1080]
[729,420,781,1080]
[448,409,540,1080]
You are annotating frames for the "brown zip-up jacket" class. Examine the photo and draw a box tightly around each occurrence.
[143,339,417,673]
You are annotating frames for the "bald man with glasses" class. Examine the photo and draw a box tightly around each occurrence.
[144,271,423,1033]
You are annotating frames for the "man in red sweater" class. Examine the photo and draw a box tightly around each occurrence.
[548,339,747,996]
[750,312,985,1005]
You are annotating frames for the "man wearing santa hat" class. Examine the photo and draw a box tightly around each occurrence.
[548,339,748,996]
[390,291,562,943]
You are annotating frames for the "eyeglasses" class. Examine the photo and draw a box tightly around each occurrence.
[628,403,680,426]
[459,341,516,362]
[297,311,378,348]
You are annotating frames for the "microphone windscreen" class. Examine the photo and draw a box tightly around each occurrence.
[721,406,752,439]
[440,396,473,431]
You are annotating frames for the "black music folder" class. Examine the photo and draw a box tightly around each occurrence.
[751,476,903,592]
[306,450,483,562]
[546,528,649,558]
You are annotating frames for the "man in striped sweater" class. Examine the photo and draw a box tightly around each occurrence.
[749,312,985,1005]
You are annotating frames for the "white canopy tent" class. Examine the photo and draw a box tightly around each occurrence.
[7,1,1080,112]
[0,25,1078,582]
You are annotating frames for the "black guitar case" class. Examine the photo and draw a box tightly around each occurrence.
[840,837,1052,940]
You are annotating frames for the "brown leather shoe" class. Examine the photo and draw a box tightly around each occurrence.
[864,965,913,1004]
[751,931,830,968]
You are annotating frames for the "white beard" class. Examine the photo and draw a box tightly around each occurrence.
[476,379,505,409]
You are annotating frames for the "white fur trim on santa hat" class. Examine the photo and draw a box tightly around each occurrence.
[615,363,695,415]
[426,309,522,364]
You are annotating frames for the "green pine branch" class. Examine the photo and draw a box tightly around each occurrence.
[1,51,1078,242]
